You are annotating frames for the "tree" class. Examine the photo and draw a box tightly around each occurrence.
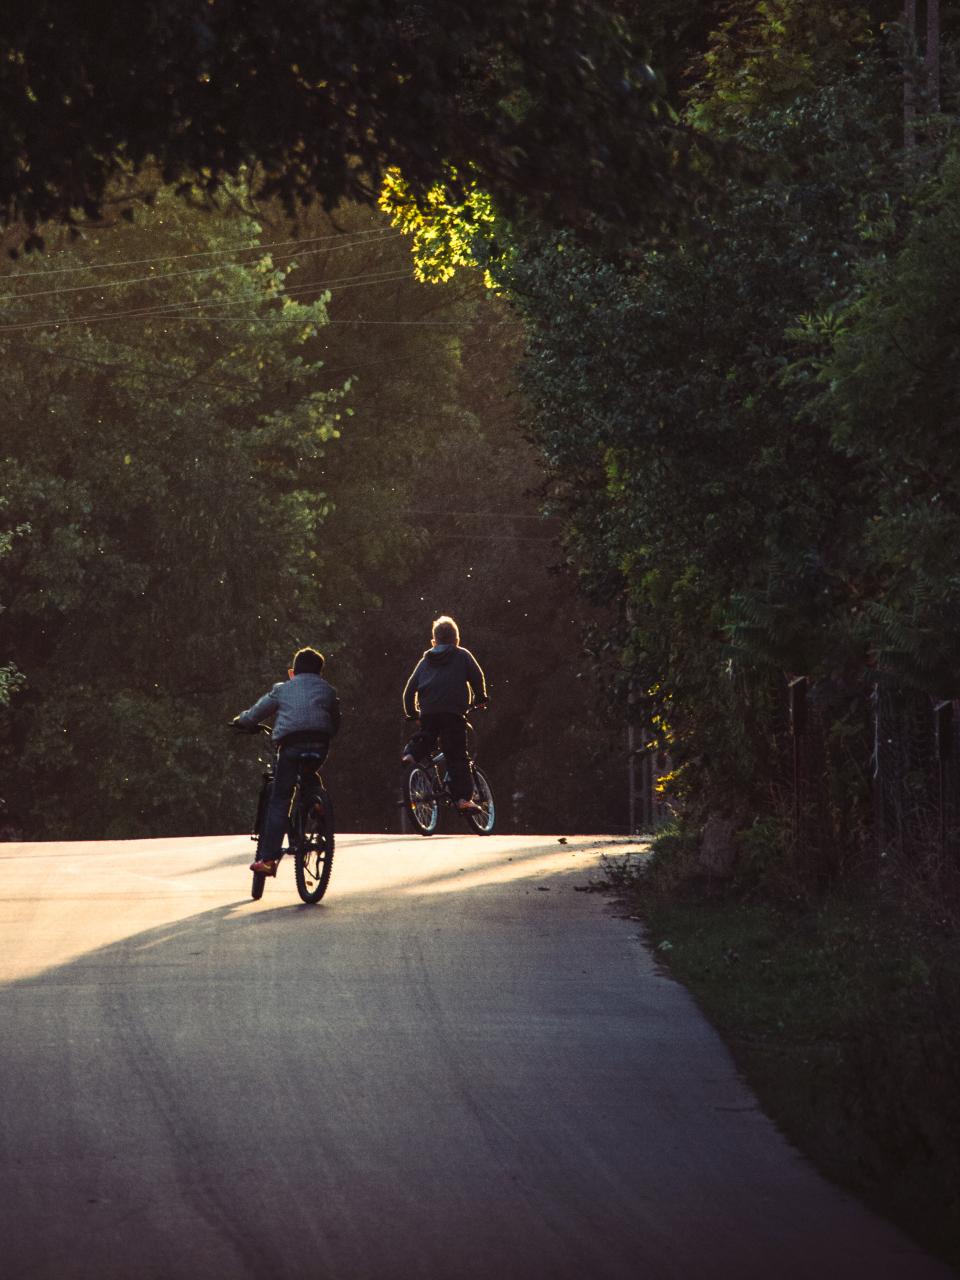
[487,5,913,842]
[0,0,694,248]
[811,147,960,696]
[0,186,348,837]
[254,197,628,834]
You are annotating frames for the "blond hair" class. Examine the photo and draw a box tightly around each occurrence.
[431,615,459,646]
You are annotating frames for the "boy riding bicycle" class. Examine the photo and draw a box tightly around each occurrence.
[234,646,340,877]
[401,615,487,811]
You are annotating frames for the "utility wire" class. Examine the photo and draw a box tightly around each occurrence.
[328,319,507,327]
[0,268,420,334]
[0,230,405,304]
[0,263,414,324]
[3,225,400,279]
[401,510,559,520]
[0,312,503,334]
[159,268,415,313]
[423,532,559,543]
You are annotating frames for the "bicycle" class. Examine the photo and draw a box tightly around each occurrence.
[241,724,335,903]
[402,720,496,836]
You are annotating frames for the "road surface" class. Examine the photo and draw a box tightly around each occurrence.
[0,832,952,1279]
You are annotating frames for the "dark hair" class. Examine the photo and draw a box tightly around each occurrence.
[292,646,325,674]
[432,615,459,646]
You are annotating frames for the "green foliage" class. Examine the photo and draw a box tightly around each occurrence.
[483,5,960,869]
[499,54,891,817]
[687,1,878,135]
[0,510,25,708]
[0,1,697,247]
[0,188,347,836]
[283,198,627,835]
[633,819,703,895]
[0,187,630,840]
[10,0,960,862]
[810,148,960,691]
[359,2,960,871]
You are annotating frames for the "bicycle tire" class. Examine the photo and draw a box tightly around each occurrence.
[293,792,334,904]
[250,773,271,899]
[404,765,438,835]
[465,767,496,835]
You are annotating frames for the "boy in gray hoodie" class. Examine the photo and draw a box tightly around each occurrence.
[401,615,487,810]
[235,646,340,876]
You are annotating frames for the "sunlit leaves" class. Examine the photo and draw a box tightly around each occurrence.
[378,168,501,286]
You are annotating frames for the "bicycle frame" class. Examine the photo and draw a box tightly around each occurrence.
[246,724,335,902]
[403,721,495,836]
[250,724,323,841]
[252,753,323,850]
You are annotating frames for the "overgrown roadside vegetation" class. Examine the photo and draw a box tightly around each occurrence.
[608,829,960,1274]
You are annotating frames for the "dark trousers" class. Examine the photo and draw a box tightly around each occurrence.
[405,713,472,801]
[257,739,329,860]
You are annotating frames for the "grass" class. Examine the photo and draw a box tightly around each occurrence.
[607,840,960,1274]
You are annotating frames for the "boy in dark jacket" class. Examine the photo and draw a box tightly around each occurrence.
[234,646,340,876]
[401,615,487,810]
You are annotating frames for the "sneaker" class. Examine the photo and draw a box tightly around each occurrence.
[250,858,279,876]
[456,798,481,811]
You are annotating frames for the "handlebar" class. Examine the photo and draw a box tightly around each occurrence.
[229,719,272,736]
[404,702,488,724]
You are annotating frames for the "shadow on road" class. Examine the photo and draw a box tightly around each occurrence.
[1,836,950,1280]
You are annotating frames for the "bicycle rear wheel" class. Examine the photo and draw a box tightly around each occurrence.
[293,792,334,904]
[404,765,438,835]
[251,869,266,900]
[465,767,496,835]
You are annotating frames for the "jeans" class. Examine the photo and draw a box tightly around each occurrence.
[257,739,329,860]
[404,713,472,801]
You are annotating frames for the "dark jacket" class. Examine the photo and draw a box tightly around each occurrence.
[402,644,487,718]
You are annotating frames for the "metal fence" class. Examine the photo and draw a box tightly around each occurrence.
[627,724,671,834]
[786,675,960,881]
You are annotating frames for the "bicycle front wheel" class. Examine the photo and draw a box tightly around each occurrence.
[466,767,496,835]
[251,868,266,900]
[404,765,438,835]
[293,792,335,904]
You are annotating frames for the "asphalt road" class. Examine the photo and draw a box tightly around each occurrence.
[0,832,953,1280]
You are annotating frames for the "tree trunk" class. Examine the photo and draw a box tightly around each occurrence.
[927,0,941,112]
[904,0,917,149]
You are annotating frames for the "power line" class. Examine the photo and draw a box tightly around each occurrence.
[423,532,559,543]
[0,268,420,334]
[2,225,400,279]
[0,312,502,335]
[166,268,415,312]
[0,230,405,304]
[329,319,506,327]
[400,510,559,520]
